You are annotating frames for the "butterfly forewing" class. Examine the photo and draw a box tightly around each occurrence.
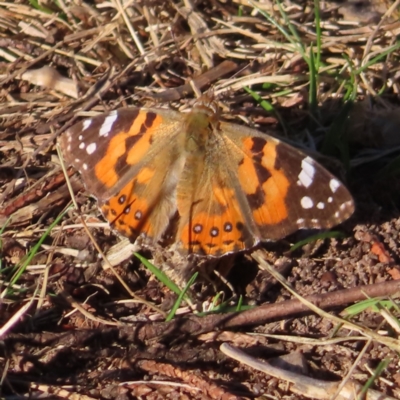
[60,107,187,240]
[222,122,354,239]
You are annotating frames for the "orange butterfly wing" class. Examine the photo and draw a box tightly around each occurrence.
[60,108,186,241]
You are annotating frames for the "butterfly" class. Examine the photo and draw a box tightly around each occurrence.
[59,95,354,257]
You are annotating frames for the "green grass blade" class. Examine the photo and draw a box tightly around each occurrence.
[244,86,288,136]
[313,0,322,70]
[358,358,390,399]
[308,45,318,117]
[289,230,346,252]
[249,0,307,61]
[166,272,198,322]
[2,208,69,298]
[355,42,400,75]
[133,252,182,296]
[28,0,54,13]
[275,0,302,44]
[344,298,399,317]
[236,295,244,312]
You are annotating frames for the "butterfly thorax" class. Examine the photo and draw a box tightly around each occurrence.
[183,99,221,156]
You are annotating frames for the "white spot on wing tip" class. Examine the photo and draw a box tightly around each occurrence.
[304,156,314,164]
[99,113,118,137]
[301,196,314,209]
[86,143,97,155]
[317,202,325,209]
[330,178,340,193]
[79,142,85,149]
[297,157,316,188]
[82,119,92,131]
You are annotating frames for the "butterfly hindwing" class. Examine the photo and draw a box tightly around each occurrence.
[176,151,256,256]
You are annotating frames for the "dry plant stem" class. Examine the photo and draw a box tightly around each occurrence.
[226,278,400,328]
[37,228,63,311]
[220,343,396,400]
[150,60,238,101]
[123,380,199,391]
[252,333,367,346]
[137,359,241,400]
[252,250,400,352]
[0,169,75,212]
[329,339,372,400]
[112,0,147,61]
[143,5,159,48]
[0,358,10,388]
[115,278,400,343]
[58,288,120,327]
[380,306,400,334]
[0,290,37,337]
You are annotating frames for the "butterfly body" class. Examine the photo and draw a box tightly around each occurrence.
[60,97,354,257]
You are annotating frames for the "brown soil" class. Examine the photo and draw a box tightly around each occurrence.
[1,0,400,399]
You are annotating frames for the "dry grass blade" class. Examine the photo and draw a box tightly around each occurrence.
[0,289,37,337]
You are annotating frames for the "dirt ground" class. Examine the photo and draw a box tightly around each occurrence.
[1,0,400,399]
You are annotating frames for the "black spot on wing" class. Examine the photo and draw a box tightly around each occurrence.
[118,194,127,204]
[145,111,157,125]
[250,137,266,154]
[246,185,265,210]
[205,242,217,251]
[111,109,140,133]
[254,162,271,184]
[224,222,233,232]
[115,154,127,179]
[236,221,244,231]
[249,138,272,185]
[114,112,157,178]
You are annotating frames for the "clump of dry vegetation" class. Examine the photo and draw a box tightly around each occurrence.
[1,0,400,399]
